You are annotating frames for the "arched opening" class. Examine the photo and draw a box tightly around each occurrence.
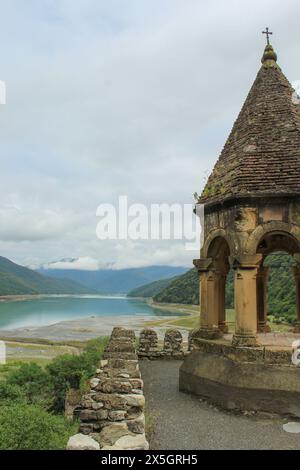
[207,236,232,333]
[256,231,300,333]
[257,231,300,256]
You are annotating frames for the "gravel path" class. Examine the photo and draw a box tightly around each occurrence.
[140,360,300,450]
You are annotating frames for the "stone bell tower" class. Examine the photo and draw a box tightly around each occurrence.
[193,41,300,347]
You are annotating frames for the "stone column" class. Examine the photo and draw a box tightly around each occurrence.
[256,266,270,333]
[218,271,229,333]
[197,269,222,339]
[193,258,223,340]
[232,257,261,347]
[293,266,300,333]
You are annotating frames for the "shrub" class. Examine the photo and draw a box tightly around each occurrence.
[0,403,77,450]
[6,362,54,409]
[46,336,109,412]
[47,354,88,412]
[0,382,27,405]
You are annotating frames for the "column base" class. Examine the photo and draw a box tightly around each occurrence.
[232,334,258,348]
[294,323,300,334]
[257,322,271,333]
[194,327,223,340]
[218,322,229,334]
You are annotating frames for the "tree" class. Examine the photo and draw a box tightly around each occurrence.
[0,404,77,450]
[0,382,26,405]
[7,362,54,409]
[46,337,108,412]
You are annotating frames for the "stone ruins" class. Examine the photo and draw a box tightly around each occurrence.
[67,327,149,450]
[138,328,186,359]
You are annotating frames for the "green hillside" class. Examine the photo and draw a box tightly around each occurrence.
[153,268,235,307]
[265,254,296,323]
[128,276,178,298]
[0,256,95,296]
[146,253,296,324]
[154,268,199,305]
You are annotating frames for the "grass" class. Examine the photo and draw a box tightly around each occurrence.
[146,303,235,331]
[0,357,62,381]
[144,404,160,449]
[5,341,78,353]
[0,361,22,381]
[146,302,295,334]
[0,339,86,380]
[0,336,88,349]
[267,320,294,333]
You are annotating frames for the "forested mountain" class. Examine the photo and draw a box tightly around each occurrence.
[0,257,94,296]
[39,264,188,294]
[128,276,178,298]
[264,254,296,323]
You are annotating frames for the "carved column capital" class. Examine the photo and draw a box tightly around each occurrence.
[230,253,263,270]
[193,258,213,272]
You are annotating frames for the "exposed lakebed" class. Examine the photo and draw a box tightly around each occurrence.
[0,295,180,342]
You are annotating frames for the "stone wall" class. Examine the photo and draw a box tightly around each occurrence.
[180,337,300,417]
[201,200,300,260]
[67,327,149,450]
[138,328,188,360]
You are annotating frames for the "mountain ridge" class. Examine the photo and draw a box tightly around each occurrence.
[38,265,188,294]
[0,256,95,296]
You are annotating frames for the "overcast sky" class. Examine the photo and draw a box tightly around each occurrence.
[0,0,299,270]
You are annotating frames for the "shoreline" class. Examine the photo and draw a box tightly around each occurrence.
[146,298,199,315]
[0,293,128,303]
[0,295,196,347]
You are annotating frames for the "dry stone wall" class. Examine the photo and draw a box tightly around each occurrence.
[138,328,188,360]
[67,326,190,450]
[67,327,149,451]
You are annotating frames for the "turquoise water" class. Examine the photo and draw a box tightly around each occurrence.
[0,296,175,330]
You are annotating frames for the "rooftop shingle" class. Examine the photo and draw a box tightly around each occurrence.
[200,45,300,206]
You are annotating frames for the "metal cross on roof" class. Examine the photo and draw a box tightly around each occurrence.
[262,27,273,45]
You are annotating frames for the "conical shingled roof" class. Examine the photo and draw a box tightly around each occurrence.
[200,44,300,206]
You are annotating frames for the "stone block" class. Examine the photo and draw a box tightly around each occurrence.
[126,414,145,434]
[99,423,129,446]
[164,329,183,353]
[101,433,149,450]
[67,434,100,450]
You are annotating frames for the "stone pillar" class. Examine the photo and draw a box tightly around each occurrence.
[218,271,229,333]
[193,258,224,340]
[256,266,270,333]
[232,264,259,347]
[293,266,300,333]
[138,328,158,355]
[163,329,183,354]
[197,268,222,339]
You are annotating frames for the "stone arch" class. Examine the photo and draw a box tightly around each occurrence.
[202,229,236,259]
[200,234,233,335]
[206,235,231,271]
[245,222,300,255]
[246,224,300,334]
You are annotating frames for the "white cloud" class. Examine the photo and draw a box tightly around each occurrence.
[44,256,101,271]
[0,0,299,268]
[0,204,75,242]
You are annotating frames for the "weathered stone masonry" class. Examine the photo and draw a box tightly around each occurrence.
[67,327,149,450]
[192,43,300,347]
[180,42,300,416]
[138,328,188,360]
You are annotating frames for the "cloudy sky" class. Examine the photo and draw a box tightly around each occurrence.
[0,0,299,270]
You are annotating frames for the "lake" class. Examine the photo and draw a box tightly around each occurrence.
[0,295,177,330]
